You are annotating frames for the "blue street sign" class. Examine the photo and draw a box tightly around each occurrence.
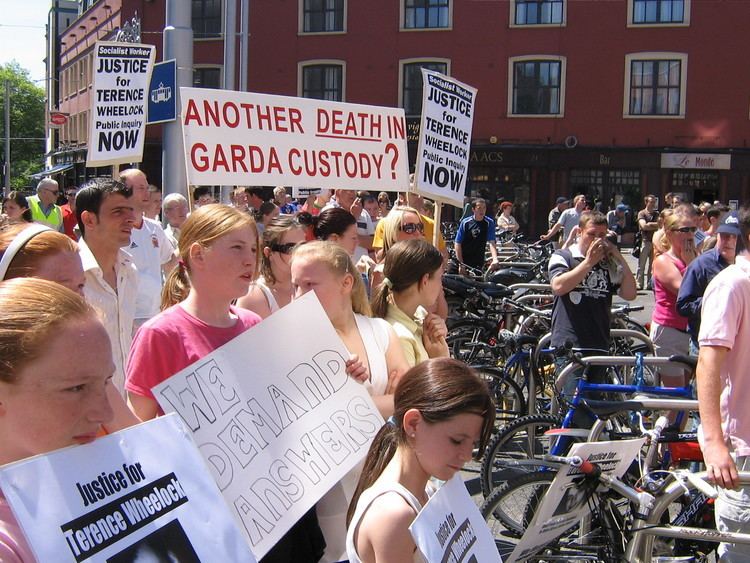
[147,59,176,124]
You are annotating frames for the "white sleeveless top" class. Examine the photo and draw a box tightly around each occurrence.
[317,314,392,563]
[345,482,431,563]
[253,277,280,313]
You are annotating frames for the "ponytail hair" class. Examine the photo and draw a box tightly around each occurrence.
[347,358,495,525]
[161,204,258,309]
[259,216,306,284]
[291,241,371,316]
[371,239,442,318]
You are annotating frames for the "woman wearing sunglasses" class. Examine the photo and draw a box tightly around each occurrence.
[650,210,697,387]
[237,216,306,318]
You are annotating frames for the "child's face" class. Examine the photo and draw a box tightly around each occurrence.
[411,412,484,481]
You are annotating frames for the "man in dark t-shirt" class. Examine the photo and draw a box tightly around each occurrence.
[455,198,498,273]
[549,211,637,350]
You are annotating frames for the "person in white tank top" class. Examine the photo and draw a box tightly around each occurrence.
[346,358,495,563]
[290,241,410,563]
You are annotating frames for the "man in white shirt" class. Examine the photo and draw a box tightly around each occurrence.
[162,193,189,249]
[76,178,139,395]
[120,169,178,327]
[542,194,587,243]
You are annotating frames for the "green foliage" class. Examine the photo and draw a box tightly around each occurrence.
[0,61,46,190]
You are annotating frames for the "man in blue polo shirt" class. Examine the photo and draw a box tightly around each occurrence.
[455,197,498,274]
[677,211,741,354]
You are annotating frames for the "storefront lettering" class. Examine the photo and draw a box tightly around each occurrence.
[470,151,503,163]
[599,154,611,166]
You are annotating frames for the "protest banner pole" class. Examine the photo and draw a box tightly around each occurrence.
[433,200,441,248]
[162,0,192,200]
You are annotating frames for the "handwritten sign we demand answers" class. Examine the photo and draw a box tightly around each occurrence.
[152,292,384,559]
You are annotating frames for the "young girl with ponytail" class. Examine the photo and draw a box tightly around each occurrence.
[371,239,448,367]
[346,358,495,563]
[125,204,262,420]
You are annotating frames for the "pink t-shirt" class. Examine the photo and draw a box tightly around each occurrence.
[0,491,34,562]
[652,254,688,330]
[125,304,261,405]
[699,256,750,456]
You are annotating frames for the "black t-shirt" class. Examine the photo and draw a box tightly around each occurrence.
[548,247,622,349]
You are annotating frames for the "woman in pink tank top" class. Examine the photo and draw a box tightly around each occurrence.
[650,210,698,387]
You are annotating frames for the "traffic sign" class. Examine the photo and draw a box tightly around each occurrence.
[147,59,176,124]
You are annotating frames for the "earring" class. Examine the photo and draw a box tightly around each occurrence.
[411,433,416,438]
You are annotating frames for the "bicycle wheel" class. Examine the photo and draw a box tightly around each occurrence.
[482,472,618,562]
[446,322,497,364]
[474,366,527,428]
[479,413,562,497]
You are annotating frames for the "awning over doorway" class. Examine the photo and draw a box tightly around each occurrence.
[30,163,74,180]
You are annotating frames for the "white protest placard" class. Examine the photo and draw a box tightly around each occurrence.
[152,292,384,559]
[292,186,328,199]
[410,475,501,563]
[0,414,256,563]
[507,438,646,563]
[86,41,155,167]
[181,87,409,190]
[414,70,477,208]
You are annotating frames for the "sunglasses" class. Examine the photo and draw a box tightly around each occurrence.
[401,222,424,234]
[672,226,697,233]
[66,192,76,198]
[44,188,59,195]
[270,242,299,255]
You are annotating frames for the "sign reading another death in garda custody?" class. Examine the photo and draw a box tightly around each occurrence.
[410,475,501,563]
[180,87,410,191]
[0,414,256,563]
[87,41,155,167]
[414,69,477,208]
[152,292,384,560]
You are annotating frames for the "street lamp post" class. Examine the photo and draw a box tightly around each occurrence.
[4,80,9,197]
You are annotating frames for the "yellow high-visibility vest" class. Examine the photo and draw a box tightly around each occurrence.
[28,195,63,230]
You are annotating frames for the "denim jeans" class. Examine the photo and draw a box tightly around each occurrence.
[716,454,750,561]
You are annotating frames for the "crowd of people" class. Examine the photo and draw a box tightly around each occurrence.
[1,174,749,561]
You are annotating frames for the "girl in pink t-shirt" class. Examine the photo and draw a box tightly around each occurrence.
[125,204,262,420]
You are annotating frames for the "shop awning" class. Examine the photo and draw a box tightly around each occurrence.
[30,163,74,179]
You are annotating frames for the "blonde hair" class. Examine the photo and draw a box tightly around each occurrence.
[0,277,94,382]
[162,204,258,309]
[379,206,422,254]
[291,241,371,316]
[0,223,78,280]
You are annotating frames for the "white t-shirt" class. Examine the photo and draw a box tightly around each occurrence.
[124,216,175,320]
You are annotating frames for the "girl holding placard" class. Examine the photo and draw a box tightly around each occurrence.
[0,278,116,561]
[346,358,495,563]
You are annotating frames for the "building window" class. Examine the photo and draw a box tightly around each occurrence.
[403,0,450,29]
[301,64,344,101]
[192,0,222,39]
[193,67,222,89]
[302,0,344,32]
[625,53,687,117]
[632,0,684,23]
[401,60,448,116]
[513,0,564,25]
[509,57,565,116]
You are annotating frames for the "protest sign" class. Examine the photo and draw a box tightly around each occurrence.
[414,70,477,208]
[410,475,501,563]
[152,292,384,559]
[86,41,155,167]
[181,87,409,190]
[0,414,256,563]
[292,186,327,198]
[507,438,646,563]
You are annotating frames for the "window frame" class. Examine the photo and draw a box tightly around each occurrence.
[509,0,567,28]
[623,52,688,119]
[507,55,567,118]
[398,58,451,117]
[627,0,690,27]
[193,65,224,89]
[298,0,347,35]
[400,0,453,32]
[297,60,346,102]
[192,0,223,41]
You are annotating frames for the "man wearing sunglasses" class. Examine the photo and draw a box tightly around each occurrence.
[27,178,64,232]
[454,198,498,274]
